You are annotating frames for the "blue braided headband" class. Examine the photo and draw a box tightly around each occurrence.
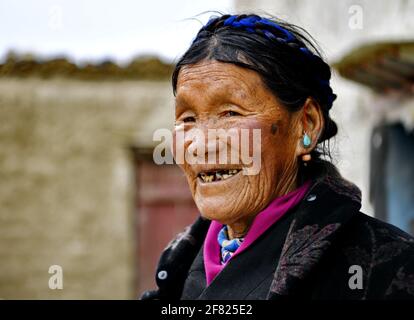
[194,15,336,108]
[199,15,313,57]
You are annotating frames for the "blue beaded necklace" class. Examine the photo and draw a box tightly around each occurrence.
[217,226,244,264]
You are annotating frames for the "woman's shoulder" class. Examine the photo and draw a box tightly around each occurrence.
[341,211,414,298]
[352,211,414,247]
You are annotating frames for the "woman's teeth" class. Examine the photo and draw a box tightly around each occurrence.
[199,169,241,183]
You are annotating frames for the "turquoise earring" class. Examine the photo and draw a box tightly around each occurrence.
[303,132,312,148]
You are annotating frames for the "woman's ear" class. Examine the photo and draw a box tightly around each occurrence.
[296,97,324,157]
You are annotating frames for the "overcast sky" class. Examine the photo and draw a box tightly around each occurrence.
[0,0,234,63]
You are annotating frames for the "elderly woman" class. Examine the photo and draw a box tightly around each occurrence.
[142,14,414,300]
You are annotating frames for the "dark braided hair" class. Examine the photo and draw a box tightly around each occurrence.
[172,13,338,168]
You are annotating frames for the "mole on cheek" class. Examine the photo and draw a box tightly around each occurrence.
[271,123,278,135]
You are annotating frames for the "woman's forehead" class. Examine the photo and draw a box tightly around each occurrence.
[176,61,264,102]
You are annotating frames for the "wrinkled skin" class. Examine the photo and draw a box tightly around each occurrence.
[174,60,323,239]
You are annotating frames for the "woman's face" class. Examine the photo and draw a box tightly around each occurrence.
[174,60,302,226]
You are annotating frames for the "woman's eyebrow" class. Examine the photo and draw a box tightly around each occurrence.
[213,88,254,110]
[174,95,192,108]
[174,96,197,116]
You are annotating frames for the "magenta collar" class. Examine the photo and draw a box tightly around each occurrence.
[203,180,312,286]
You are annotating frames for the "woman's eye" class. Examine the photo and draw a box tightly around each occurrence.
[183,116,196,123]
[224,111,241,117]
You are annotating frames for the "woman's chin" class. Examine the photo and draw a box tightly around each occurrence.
[194,196,243,224]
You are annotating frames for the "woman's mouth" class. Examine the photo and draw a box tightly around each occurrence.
[198,169,242,183]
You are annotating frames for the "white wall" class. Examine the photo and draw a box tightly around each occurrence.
[0,78,173,298]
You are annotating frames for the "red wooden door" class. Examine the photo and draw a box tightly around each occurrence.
[133,156,198,297]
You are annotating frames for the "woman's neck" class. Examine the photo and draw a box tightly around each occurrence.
[226,170,298,240]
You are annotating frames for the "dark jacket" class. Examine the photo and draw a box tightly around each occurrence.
[141,162,414,300]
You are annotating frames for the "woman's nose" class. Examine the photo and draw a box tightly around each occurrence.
[185,127,225,163]
[186,127,239,166]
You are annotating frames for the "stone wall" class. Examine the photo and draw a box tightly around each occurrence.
[0,78,173,299]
